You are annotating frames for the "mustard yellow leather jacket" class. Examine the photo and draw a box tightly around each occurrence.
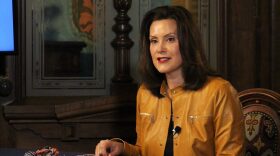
[122,77,245,156]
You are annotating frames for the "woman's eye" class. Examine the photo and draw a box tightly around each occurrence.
[167,37,176,42]
[150,39,158,44]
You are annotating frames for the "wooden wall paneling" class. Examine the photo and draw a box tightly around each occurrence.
[217,0,279,92]
[227,0,257,91]
[217,0,228,76]
[257,0,271,89]
[271,0,280,92]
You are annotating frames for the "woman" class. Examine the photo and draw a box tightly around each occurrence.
[95,6,244,156]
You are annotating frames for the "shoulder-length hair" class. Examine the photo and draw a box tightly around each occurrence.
[139,5,218,97]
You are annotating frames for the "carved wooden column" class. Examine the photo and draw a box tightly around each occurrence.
[111,0,137,95]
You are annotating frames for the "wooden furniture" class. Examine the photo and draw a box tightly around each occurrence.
[3,96,136,153]
[238,88,280,155]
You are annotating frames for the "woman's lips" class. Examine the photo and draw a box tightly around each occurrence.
[157,57,170,63]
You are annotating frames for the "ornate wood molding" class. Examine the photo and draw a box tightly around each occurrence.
[111,0,134,83]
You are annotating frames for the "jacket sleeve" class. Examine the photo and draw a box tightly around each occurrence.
[213,83,245,155]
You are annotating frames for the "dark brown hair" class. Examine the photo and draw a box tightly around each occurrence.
[139,6,218,97]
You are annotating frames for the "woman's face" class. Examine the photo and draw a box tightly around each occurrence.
[149,19,183,77]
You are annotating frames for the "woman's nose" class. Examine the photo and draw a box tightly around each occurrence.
[157,41,166,53]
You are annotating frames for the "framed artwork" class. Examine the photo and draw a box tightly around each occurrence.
[26,0,106,96]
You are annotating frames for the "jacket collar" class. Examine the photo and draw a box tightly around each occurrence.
[160,80,185,97]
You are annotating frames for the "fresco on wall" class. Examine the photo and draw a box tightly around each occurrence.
[72,0,95,42]
[42,0,95,77]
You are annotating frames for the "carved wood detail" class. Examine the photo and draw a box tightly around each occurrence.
[111,0,134,83]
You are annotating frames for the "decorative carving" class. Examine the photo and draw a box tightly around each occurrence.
[111,0,134,83]
[239,88,280,155]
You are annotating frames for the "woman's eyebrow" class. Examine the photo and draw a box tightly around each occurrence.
[149,33,177,38]
[149,36,157,39]
[164,33,177,37]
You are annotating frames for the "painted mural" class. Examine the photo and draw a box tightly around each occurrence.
[72,0,95,42]
[43,0,95,44]
[42,0,95,77]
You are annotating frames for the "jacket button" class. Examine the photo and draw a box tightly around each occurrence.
[160,143,163,146]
